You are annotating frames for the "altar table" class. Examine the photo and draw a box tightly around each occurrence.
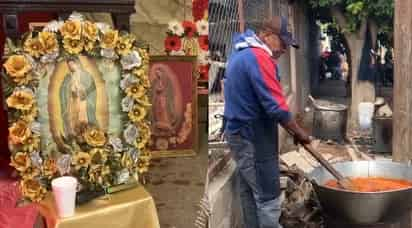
[38,186,160,228]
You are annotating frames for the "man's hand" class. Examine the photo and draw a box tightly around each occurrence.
[281,119,312,145]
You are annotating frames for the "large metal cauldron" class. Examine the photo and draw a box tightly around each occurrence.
[308,160,412,225]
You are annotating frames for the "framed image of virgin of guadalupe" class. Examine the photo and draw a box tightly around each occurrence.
[149,56,198,158]
[2,13,152,202]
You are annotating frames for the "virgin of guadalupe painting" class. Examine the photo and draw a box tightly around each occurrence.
[46,56,112,154]
[150,63,183,137]
[149,56,198,157]
[60,58,98,140]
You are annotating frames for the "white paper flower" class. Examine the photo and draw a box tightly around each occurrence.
[96,22,111,33]
[57,154,72,175]
[40,51,59,63]
[124,124,139,145]
[31,122,41,135]
[198,50,209,65]
[170,50,186,56]
[168,21,184,36]
[128,148,140,163]
[120,74,139,91]
[13,87,35,101]
[109,137,123,152]
[30,151,43,168]
[121,96,135,112]
[196,19,208,36]
[101,48,118,59]
[43,20,64,33]
[116,168,130,184]
[120,51,142,70]
[68,12,85,22]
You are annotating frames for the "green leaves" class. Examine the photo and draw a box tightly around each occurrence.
[307,0,393,37]
[346,2,364,15]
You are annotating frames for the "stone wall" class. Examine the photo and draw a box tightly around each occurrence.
[131,0,193,55]
[87,0,193,55]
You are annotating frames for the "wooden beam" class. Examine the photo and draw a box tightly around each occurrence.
[237,0,245,33]
[0,0,135,38]
[393,0,412,162]
[393,0,412,226]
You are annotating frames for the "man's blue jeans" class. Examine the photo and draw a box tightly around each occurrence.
[226,134,283,228]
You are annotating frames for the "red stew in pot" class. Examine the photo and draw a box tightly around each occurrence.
[325,177,412,192]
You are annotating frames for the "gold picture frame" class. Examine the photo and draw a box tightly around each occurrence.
[148,55,198,158]
[3,14,152,202]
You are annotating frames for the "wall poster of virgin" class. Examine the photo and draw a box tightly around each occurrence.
[149,56,198,157]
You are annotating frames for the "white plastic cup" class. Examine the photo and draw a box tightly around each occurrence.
[51,176,78,218]
[358,102,374,129]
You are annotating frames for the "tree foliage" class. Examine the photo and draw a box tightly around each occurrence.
[308,0,393,37]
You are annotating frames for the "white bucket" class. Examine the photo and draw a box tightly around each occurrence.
[358,102,374,129]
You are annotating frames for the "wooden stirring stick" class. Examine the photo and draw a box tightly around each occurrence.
[283,128,357,191]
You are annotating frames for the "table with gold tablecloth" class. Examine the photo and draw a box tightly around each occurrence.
[37,186,160,228]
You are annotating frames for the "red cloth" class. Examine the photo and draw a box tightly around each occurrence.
[0,13,57,175]
[0,179,40,228]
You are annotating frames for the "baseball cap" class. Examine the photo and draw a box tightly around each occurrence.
[262,16,299,49]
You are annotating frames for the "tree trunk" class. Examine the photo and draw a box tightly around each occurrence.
[330,8,376,130]
[345,29,376,131]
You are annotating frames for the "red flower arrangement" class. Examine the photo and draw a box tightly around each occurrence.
[192,0,208,21]
[182,21,197,38]
[164,36,182,52]
[198,35,208,51]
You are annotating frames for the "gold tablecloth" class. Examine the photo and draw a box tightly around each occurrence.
[37,186,160,228]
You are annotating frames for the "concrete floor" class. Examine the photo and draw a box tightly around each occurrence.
[145,100,208,228]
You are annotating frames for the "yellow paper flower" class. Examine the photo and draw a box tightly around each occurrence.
[132,67,146,78]
[128,105,147,123]
[136,137,149,150]
[3,55,32,82]
[42,159,57,177]
[89,148,108,166]
[6,89,35,111]
[116,36,134,56]
[23,38,44,58]
[84,40,95,52]
[140,77,151,89]
[22,135,40,153]
[126,83,145,100]
[9,120,31,145]
[138,48,149,63]
[38,31,58,54]
[137,155,150,174]
[21,166,41,179]
[60,20,81,39]
[20,178,47,202]
[72,151,91,170]
[137,95,151,107]
[63,38,84,54]
[121,152,133,168]
[10,152,31,172]
[101,29,118,49]
[83,127,106,147]
[83,21,98,41]
[136,124,150,149]
[88,167,104,185]
[21,106,38,123]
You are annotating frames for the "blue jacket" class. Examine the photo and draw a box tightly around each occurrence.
[224,29,292,200]
[224,29,291,135]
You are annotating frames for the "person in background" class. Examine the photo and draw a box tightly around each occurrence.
[223,16,311,228]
